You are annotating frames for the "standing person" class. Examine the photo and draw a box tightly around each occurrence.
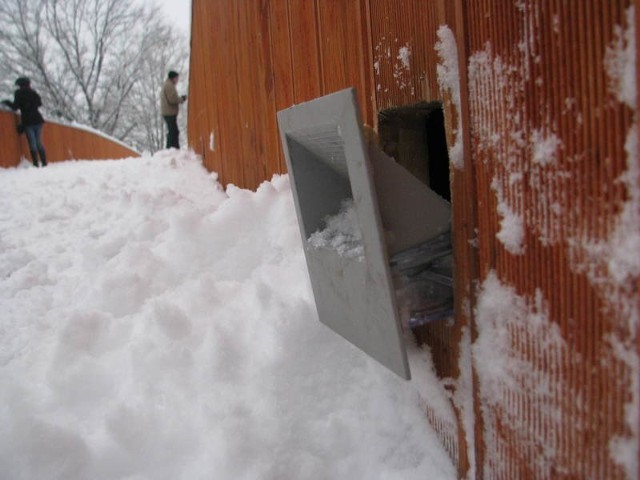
[2,77,47,167]
[160,70,187,149]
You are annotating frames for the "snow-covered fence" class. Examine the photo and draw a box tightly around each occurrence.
[0,110,139,168]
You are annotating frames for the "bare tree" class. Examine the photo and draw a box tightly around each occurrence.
[0,0,189,151]
[125,25,189,152]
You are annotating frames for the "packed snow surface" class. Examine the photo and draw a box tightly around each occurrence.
[0,151,455,480]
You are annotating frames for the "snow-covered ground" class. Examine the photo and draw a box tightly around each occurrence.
[0,151,455,480]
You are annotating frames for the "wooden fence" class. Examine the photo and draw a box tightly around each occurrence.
[0,110,139,168]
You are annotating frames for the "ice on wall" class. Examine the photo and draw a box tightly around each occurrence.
[373,39,415,93]
[576,18,639,477]
[609,333,640,480]
[308,200,365,260]
[468,2,638,272]
[580,127,640,287]
[435,26,464,169]
[468,2,640,479]
[467,3,639,477]
[397,45,411,69]
[598,7,638,478]
[0,151,456,479]
[466,1,573,250]
[492,179,525,255]
[393,43,413,91]
[473,271,581,479]
[593,5,640,287]
[530,129,562,166]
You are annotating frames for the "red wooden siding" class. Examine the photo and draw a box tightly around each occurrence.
[188,1,639,478]
[463,1,638,477]
[188,0,375,190]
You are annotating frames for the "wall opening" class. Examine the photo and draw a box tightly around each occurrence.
[377,102,454,330]
[378,101,451,202]
[278,89,455,378]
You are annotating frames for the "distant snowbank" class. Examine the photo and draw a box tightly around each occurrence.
[0,150,455,479]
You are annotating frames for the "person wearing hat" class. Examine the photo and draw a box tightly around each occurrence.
[160,70,187,149]
[2,77,47,167]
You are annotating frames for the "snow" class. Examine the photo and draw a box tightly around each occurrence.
[552,14,561,34]
[495,204,525,255]
[0,150,456,479]
[308,200,365,260]
[609,334,640,480]
[530,129,561,166]
[406,342,460,470]
[604,6,637,109]
[597,127,640,285]
[209,132,215,152]
[594,5,640,287]
[466,23,568,249]
[598,8,639,476]
[473,272,577,479]
[392,44,413,91]
[435,26,464,170]
[466,5,638,477]
[397,46,411,69]
[492,179,525,255]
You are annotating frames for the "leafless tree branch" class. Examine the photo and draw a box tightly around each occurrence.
[0,0,189,151]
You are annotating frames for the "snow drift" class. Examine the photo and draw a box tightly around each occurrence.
[0,151,455,479]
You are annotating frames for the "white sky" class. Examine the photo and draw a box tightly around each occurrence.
[153,0,192,34]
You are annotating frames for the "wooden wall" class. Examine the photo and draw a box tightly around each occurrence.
[188,0,374,190]
[463,1,638,478]
[188,1,639,478]
[0,111,139,168]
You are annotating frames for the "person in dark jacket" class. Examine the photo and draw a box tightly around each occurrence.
[160,71,187,149]
[2,77,47,167]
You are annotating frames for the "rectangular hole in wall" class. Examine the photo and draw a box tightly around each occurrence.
[377,102,454,330]
[378,101,451,201]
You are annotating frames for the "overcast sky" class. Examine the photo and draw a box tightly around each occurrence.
[154,0,191,34]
